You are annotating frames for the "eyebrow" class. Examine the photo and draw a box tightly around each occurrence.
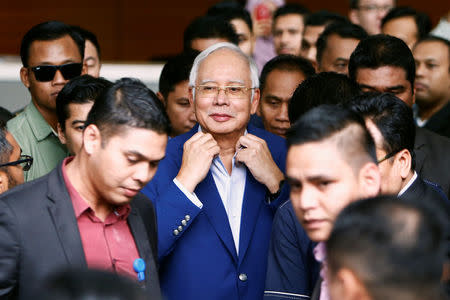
[37,59,80,66]
[126,150,165,163]
[334,58,349,63]
[71,120,87,126]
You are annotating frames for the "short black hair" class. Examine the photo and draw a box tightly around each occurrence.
[158,50,199,99]
[349,34,416,89]
[304,10,347,27]
[289,72,361,123]
[327,195,447,300]
[0,121,12,165]
[183,15,239,51]
[349,92,416,170]
[349,0,397,9]
[20,21,85,67]
[381,6,431,41]
[316,22,368,66]
[0,107,14,123]
[414,35,450,62]
[71,25,101,59]
[85,78,171,142]
[56,75,112,131]
[273,3,309,22]
[259,54,315,94]
[207,1,253,32]
[286,104,377,170]
[42,268,145,300]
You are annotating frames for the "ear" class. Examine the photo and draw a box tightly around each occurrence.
[0,171,8,194]
[156,91,166,107]
[82,124,102,155]
[334,268,371,300]
[358,162,381,198]
[396,149,412,180]
[20,67,31,88]
[57,123,67,145]
[348,10,360,25]
[250,88,260,115]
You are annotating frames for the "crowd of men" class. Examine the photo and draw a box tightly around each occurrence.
[0,0,449,299]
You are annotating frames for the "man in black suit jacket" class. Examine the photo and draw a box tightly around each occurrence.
[0,78,170,299]
[349,34,450,197]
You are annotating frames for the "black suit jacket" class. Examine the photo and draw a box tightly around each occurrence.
[423,101,450,139]
[415,127,450,198]
[0,164,161,300]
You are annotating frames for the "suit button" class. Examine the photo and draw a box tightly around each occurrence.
[173,229,179,236]
[178,225,183,231]
[238,273,247,282]
[185,215,191,221]
[181,219,187,226]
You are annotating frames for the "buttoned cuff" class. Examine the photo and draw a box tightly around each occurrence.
[173,178,203,208]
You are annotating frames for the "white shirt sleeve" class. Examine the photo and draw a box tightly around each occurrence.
[173,178,203,208]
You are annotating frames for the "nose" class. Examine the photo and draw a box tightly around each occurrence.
[52,69,66,85]
[280,31,290,45]
[133,162,153,185]
[415,62,425,78]
[188,108,197,123]
[213,88,230,105]
[292,186,318,213]
[275,102,290,122]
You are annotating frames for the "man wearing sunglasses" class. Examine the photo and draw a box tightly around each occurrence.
[7,21,85,182]
[0,121,33,193]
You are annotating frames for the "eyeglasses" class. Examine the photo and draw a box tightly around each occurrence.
[377,150,398,164]
[30,63,83,82]
[0,155,33,171]
[195,85,255,99]
[357,4,394,12]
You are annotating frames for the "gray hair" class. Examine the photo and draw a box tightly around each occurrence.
[189,42,259,101]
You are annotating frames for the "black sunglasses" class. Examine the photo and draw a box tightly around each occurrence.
[377,150,399,164]
[0,155,33,171]
[30,63,83,82]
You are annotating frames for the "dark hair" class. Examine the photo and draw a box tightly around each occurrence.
[207,1,253,31]
[0,121,13,165]
[183,15,239,51]
[273,3,309,22]
[42,268,145,300]
[316,22,368,66]
[286,104,377,168]
[348,34,416,89]
[159,50,199,99]
[259,54,315,94]
[289,72,361,123]
[85,78,171,141]
[56,75,112,131]
[0,107,14,123]
[304,10,347,27]
[327,195,447,300]
[20,21,85,67]
[381,6,431,40]
[414,35,450,62]
[71,25,101,59]
[349,92,416,170]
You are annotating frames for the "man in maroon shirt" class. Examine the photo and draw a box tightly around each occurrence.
[0,78,169,300]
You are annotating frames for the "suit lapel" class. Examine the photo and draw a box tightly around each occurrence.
[128,207,160,296]
[46,166,86,267]
[196,171,238,262]
[414,127,428,174]
[238,173,264,265]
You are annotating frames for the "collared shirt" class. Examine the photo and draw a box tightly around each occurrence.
[7,102,68,182]
[61,157,140,279]
[173,127,247,254]
[313,242,329,300]
[398,171,418,197]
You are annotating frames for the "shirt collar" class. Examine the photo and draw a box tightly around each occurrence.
[313,242,327,263]
[398,171,418,197]
[25,102,56,142]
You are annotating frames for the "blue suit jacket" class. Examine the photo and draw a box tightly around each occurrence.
[142,124,289,300]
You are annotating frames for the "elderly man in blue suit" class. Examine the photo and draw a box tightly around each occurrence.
[142,42,289,300]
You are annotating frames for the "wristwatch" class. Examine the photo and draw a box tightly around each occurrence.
[267,179,285,203]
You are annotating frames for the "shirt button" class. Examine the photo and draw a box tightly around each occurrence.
[178,225,183,231]
[238,273,247,282]
[173,229,179,236]
[181,220,187,226]
[185,215,191,221]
